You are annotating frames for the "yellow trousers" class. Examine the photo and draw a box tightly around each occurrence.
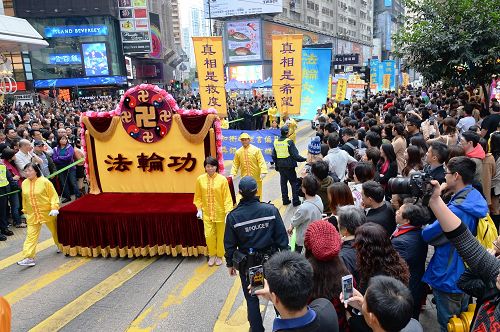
[203,221,225,257]
[23,220,59,259]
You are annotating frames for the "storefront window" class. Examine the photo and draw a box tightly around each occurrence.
[28,16,125,81]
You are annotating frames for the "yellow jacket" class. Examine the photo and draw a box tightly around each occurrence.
[21,176,59,225]
[194,173,233,223]
[280,118,297,142]
[268,107,278,122]
[230,145,267,179]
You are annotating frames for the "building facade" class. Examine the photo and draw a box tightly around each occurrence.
[373,0,404,60]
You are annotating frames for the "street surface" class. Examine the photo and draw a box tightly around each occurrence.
[0,121,438,331]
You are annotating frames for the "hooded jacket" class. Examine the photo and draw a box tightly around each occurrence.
[422,185,488,293]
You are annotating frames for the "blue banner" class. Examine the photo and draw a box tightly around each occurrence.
[369,58,380,91]
[44,25,108,38]
[382,60,396,90]
[298,48,332,120]
[34,76,127,88]
[49,54,82,65]
[222,129,280,163]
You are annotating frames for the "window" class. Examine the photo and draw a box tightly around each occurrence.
[307,16,315,24]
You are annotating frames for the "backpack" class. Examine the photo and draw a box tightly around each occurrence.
[476,214,498,249]
[452,187,497,249]
[345,140,366,161]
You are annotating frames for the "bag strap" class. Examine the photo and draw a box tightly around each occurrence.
[304,200,323,214]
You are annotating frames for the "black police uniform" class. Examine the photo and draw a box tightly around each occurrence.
[224,196,289,332]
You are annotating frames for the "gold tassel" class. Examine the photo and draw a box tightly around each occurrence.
[84,130,101,195]
[209,128,216,157]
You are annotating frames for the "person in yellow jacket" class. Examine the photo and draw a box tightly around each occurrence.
[267,103,278,125]
[280,115,297,142]
[17,163,60,267]
[230,133,268,200]
[194,156,233,266]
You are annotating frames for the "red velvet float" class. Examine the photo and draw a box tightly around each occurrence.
[57,193,207,258]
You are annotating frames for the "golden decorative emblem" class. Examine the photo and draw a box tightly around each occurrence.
[121,111,132,123]
[138,90,149,103]
[142,131,154,143]
[159,109,172,122]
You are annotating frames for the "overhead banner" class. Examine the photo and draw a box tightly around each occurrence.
[222,129,280,162]
[335,79,348,102]
[117,0,151,54]
[298,48,332,120]
[193,36,227,117]
[272,34,303,115]
[205,0,283,18]
[402,72,410,87]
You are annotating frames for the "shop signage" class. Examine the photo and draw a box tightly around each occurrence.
[121,31,150,42]
[44,25,108,38]
[49,54,82,65]
[333,54,359,65]
[123,42,152,53]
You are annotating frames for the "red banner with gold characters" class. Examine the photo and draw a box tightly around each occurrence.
[192,36,227,117]
[271,34,303,115]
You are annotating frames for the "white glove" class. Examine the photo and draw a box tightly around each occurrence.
[49,210,59,217]
[196,209,203,219]
[260,173,266,180]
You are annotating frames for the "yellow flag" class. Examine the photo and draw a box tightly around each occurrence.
[335,79,347,102]
[192,36,227,116]
[383,74,391,90]
[272,34,303,115]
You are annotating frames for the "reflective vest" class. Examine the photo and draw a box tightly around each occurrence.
[274,138,290,159]
[0,164,8,188]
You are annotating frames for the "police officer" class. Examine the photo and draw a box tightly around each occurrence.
[224,176,289,332]
[272,126,306,206]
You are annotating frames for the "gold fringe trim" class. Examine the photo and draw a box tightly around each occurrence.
[61,244,208,258]
[85,130,101,195]
[82,116,120,142]
[173,114,216,144]
[209,128,216,157]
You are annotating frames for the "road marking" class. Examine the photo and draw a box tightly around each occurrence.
[127,262,220,332]
[30,257,157,332]
[4,257,91,305]
[0,239,54,272]
[213,277,242,332]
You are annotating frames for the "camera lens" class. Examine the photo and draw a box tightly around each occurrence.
[388,177,412,195]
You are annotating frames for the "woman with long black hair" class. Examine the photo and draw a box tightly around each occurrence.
[378,143,398,200]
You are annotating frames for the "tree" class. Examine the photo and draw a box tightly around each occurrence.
[394,0,500,87]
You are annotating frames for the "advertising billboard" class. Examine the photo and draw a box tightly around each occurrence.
[262,22,319,60]
[44,25,108,38]
[226,20,261,63]
[81,43,110,77]
[204,0,283,19]
[228,65,263,82]
[117,0,151,54]
[148,12,163,59]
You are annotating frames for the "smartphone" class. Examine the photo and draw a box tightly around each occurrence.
[249,265,264,296]
[342,275,354,301]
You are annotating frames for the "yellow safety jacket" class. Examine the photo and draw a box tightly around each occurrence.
[0,165,8,188]
[274,138,290,159]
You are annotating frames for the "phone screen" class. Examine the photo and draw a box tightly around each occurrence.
[342,275,353,301]
[249,265,264,296]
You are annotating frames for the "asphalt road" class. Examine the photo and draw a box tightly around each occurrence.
[0,121,438,332]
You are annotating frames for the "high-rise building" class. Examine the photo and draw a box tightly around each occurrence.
[373,0,404,60]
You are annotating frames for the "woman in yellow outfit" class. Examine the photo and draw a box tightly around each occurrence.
[280,115,298,142]
[230,133,268,200]
[267,103,278,125]
[17,163,60,267]
[194,156,233,266]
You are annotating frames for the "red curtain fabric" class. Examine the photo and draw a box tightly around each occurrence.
[180,114,208,134]
[87,117,114,133]
[57,193,206,254]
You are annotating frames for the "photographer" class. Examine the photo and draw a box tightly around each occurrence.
[421,156,488,331]
[427,179,500,331]
[224,176,289,332]
[362,181,396,236]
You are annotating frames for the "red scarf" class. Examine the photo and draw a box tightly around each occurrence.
[391,224,420,238]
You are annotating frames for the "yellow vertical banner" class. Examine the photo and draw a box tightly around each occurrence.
[335,79,347,102]
[192,36,227,117]
[402,73,410,87]
[382,74,391,90]
[272,34,303,115]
